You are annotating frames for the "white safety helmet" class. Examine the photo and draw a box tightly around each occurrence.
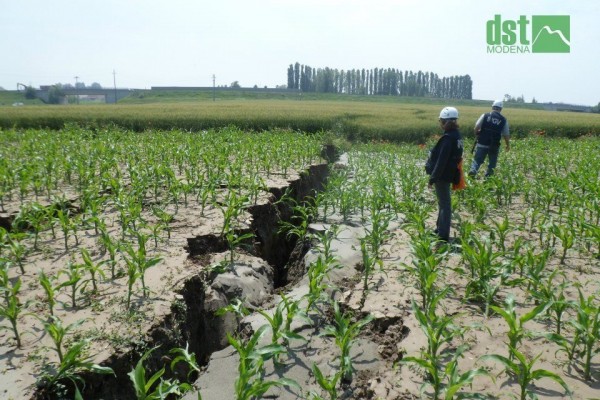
[439,106,459,120]
[492,99,504,109]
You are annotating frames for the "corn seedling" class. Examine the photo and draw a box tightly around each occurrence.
[310,224,340,262]
[39,339,114,399]
[527,269,573,334]
[129,346,191,400]
[39,270,62,316]
[80,248,106,293]
[56,207,77,251]
[305,256,335,315]
[279,199,313,244]
[228,325,300,400]
[569,289,600,381]
[57,262,90,309]
[99,229,120,279]
[311,362,341,400]
[41,316,85,363]
[280,291,309,344]
[0,277,27,348]
[122,239,162,300]
[551,223,575,264]
[6,234,27,274]
[404,343,489,400]
[401,233,445,312]
[482,347,571,400]
[489,294,549,360]
[489,214,512,253]
[459,236,504,317]
[257,300,306,362]
[359,238,382,311]
[216,298,251,325]
[402,296,466,399]
[169,343,201,380]
[363,207,392,262]
[322,301,374,383]
[524,248,552,294]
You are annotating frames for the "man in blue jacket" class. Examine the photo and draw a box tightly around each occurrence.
[469,100,510,178]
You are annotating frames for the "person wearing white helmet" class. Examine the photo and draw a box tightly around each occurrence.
[468,99,510,178]
[425,106,464,243]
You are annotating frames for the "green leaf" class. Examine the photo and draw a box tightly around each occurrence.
[530,369,571,396]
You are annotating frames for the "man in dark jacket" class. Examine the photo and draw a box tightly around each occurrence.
[469,100,510,178]
[427,107,463,242]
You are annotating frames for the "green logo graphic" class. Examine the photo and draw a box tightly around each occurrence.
[532,15,570,53]
[486,14,570,54]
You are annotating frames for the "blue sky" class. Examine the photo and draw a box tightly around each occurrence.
[1,0,597,105]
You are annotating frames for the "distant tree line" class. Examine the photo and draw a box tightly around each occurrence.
[287,62,472,99]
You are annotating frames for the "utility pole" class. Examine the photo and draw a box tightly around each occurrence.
[212,74,216,102]
[113,69,117,104]
[74,76,80,104]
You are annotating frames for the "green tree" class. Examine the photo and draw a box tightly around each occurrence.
[24,86,37,100]
[48,84,65,104]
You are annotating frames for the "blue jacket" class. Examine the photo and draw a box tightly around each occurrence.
[427,129,463,184]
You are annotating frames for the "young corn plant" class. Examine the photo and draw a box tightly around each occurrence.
[459,235,504,317]
[39,270,62,316]
[0,277,28,348]
[16,202,47,251]
[551,223,575,264]
[6,234,27,274]
[482,347,571,400]
[489,294,549,361]
[129,346,192,400]
[99,229,120,279]
[401,295,467,400]
[524,248,552,294]
[569,289,600,381]
[122,237,162,300]
[56,207,77,251]
[216,298,251,327]
[228,325,300,400]
[311,362,342,400]
[151,206,175,241]
[41,316,85,363]
[278,198,313,245]
[57,262,89,309]
[401,233,445,312]
[169,343,202,381]
[358,239,379,311]
[363,206,392,262]
[80,248,106,293]
[257,299,306,363]
[304,256,335,315]
[279,291,309,345]
[39,339,114,399]
[321,301,374,384]
[489,214,512,253]
[527,269,573,335]
[310,224,340,262]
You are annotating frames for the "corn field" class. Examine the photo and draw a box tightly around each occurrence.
[0,122,599,399]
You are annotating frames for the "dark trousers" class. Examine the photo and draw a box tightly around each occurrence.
[469,145,499,177]
[434,181,451,241]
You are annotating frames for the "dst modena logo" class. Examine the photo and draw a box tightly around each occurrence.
[486,15,570,54]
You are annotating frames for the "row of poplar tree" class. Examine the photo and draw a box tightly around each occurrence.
[287,63,472,99]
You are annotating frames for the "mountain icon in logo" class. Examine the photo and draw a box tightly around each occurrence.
[532,15,570,53]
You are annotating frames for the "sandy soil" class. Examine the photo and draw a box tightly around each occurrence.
[1,152,599,400]
[0,168,303,399]
[183,155,600,400]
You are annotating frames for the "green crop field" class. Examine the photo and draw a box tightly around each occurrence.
[1,91,599,142]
